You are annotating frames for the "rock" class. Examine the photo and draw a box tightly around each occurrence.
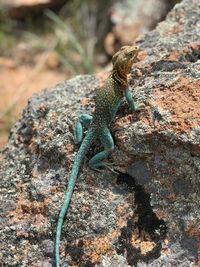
[0,0,200,266]
[104,0,179,54]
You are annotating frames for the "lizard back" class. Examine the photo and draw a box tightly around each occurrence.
[92,77,126,128]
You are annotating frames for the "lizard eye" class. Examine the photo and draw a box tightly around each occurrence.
[128,52,133,56]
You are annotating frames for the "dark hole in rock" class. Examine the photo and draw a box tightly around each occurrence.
[116,172,167,265]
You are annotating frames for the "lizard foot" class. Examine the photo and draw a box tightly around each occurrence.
[103,163,118,174]
[90,162,118,174]
[134,102,145,112]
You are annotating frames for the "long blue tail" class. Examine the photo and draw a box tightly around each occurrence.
[56,128,95,267]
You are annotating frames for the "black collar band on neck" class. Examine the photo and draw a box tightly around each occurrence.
[112,71,126,86]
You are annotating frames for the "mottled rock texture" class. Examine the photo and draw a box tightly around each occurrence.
[0,0,200,266]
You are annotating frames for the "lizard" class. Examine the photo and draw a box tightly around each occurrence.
[56,45,142,267]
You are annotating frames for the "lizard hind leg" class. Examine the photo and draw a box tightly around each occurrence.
[89,127,114,169]
[74,114,93,144]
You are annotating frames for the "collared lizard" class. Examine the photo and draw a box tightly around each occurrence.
[56,45,142,266]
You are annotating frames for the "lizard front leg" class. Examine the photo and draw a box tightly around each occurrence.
[125,87,144,111]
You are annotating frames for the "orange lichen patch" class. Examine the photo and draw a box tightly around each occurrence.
[137,50,148,62]
[163,24,183,36]
[8,244,31,266]
[51,185,59,194]
[80,97,91,106]
[167,50,182,61]
[115,132,130,151]
[151,77,200,134]
[190,42,200,51]
[116,202,134,228]
[60,243,68,263]
[84,231,119,263]
[131,234,156,254]
[137,106,152,127]
[161,243,171,257]
[32,167,39,178]
[0,252,3,262]
[186,222,200,265]
[167,192,177,202]
[116,203,131,215]
[49,111,57,120]
[155,210,170,221]
[82,203,91,213]
[115,114,133,128]
[117,217,129,228]
[70,196,132,264]
[8,190,50,228]
[157,176,178,202]
[164,239,169,246]
[0,152,7,161]
[66,142,76,155]
[167,41,200,61]
[169,222,179,233]
[186,222,200,238]
[107,191,116,201]
[140,241,156,255]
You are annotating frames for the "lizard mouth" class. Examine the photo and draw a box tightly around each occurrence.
[132,54,138,62]
[131,48,140,62]
[132,50,139,63]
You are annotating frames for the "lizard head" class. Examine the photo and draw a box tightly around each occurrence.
[112,45,139,78]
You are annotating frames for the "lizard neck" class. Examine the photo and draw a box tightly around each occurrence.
[111,70,127,87]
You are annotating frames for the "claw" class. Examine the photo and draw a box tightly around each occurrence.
[104,164,118,174]
[91,161,118,174]
[91,167,104,173]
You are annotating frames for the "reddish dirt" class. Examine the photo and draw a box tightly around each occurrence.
[0,57,66,148]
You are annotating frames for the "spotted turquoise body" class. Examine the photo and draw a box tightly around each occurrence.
[92,77,126,128]
[55,45,140,267]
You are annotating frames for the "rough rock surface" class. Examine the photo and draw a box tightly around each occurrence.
[0,0,200,266]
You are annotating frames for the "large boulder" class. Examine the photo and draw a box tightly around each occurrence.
[0,0,199,266]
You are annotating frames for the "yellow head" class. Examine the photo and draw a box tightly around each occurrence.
[112,45,139,77]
